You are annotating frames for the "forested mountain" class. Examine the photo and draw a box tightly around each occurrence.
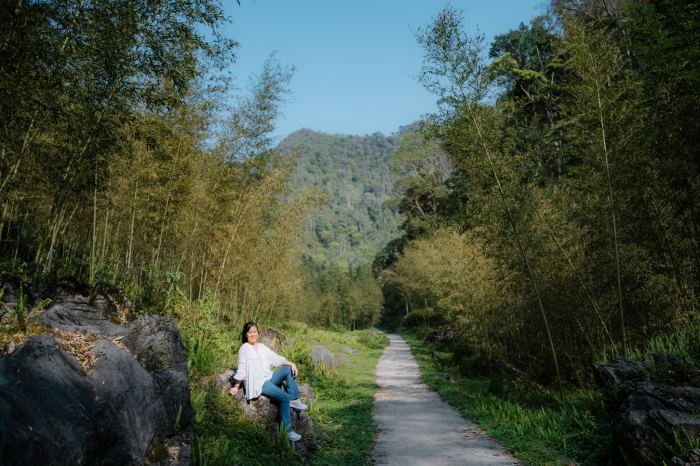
[277,129,405,268]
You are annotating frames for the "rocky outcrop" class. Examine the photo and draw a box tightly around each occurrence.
[593,356,700,465]
[0,280,193,466]
[311,344,338,368]
[259,327,293,351]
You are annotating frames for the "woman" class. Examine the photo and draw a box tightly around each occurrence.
[229,321,308,442]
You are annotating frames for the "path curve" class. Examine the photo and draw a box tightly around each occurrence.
[372,334,520,466]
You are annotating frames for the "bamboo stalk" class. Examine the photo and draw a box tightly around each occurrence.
[154,192,170,268]
[126,181,139,270]
[464,102,563,393]
[90,169,98,285]
[591,56,627,356]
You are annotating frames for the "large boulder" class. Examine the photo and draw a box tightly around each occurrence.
[0,280,193,466]
[594,355,700,465]
[613,382,700,465]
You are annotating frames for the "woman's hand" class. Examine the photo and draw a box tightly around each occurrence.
[290,362,298,377]
[229,386,238,396]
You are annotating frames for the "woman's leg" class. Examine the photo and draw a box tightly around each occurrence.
[261,380,292,429]
[267,366,300,399]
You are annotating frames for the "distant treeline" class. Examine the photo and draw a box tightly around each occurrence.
[378,0,699,382]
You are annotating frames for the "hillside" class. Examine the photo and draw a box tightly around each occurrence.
[277,129,405,268]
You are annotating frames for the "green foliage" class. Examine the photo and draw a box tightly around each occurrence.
[0,285,51,334]
[277,129,404,268]
[380,3,700,385]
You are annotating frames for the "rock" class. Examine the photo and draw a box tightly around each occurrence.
[338,353,349,363]
[0,281,192,466]
[594,355,699,394]
[593,357,647,394]
[614,382,700,465]
[298,383,315,406]
[123,316,194,436]
[424,326,454,345]
[212,369,236,389]
[232,388,316,460]
[594,355,700,466]
[259,327,292,351]
[341,345,357,355]
[671,449,700,466]
[311,344,338,368]
[31,282,133,336]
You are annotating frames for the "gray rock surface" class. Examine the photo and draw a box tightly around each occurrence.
[594,356,700,465]
[341,345,357,355]
[671,449,700,466]
[311,344,338,368]
[613,382,700,465]
[373,334,520,466]
[0,280,193,466]
[259,327,292,351]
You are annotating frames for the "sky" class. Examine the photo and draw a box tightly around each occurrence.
[221,0,548,140]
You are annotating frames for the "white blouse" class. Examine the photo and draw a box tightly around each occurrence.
[233,342,286,400]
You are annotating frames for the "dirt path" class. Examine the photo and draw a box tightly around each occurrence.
[372,334,520,466]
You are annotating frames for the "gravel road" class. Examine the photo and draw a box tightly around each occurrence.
[372,334,521,466]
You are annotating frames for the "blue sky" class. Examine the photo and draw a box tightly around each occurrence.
[221,0,547,139]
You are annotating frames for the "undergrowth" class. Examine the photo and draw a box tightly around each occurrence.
[170,293,388,465]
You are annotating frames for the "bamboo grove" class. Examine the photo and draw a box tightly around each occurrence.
[379,0,699,383]
[0,0,332,325]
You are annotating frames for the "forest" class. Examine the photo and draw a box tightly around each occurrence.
[380,0,699,384]
[1,0,699,464]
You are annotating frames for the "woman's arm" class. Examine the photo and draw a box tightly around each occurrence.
[229,346,247,396]
[282,358,299,377]
[264,345,299,377]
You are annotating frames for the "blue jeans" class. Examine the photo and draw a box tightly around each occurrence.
[261,366,300,430]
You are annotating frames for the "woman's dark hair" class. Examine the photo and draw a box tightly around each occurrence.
[241,321,258,344]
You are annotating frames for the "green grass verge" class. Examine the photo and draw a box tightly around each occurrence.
[402,332,616,466]
[308,330,388,465]
[188,315,388,466]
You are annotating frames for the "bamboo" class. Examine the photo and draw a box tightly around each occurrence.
[90,170,97,285]
[155,192,171,268]
[126,181,139,270]
[591,54,627,356]
[534,209,617,354]
[464,102,563,393]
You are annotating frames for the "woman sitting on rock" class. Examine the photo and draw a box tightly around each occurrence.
[229,321,308,441]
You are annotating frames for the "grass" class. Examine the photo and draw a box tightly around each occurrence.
[304,329,388,465]
[177,296,389,466]
[401,332,616,466]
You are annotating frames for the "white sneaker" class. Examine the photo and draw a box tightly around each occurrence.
[288,430,302,442]
[290,399,308,410]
